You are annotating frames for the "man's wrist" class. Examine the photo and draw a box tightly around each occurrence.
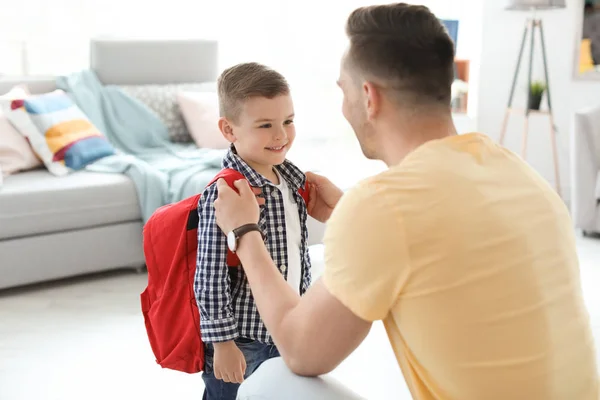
[236,230,265,259]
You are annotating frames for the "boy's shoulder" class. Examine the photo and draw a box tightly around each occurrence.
[195,164,260,223]
[204,167,247,191]
[197,167,244,210]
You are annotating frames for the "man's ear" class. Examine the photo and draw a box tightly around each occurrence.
[218,117,236,143]
[363,81,381,121]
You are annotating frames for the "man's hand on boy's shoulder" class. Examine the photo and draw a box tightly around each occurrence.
[305,172,343,223]
[213,340,247,383]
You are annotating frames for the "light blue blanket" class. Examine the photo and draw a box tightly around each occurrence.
[56,70,225,223]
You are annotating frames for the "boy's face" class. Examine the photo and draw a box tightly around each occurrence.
[219,94,296,175]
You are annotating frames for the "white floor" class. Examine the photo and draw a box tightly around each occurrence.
[0,235,598,400]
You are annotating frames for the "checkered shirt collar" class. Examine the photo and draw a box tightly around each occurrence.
[222,144,306,191]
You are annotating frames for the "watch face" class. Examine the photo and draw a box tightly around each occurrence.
[227,231,237,252]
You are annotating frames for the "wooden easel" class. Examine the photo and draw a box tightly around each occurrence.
[498,18,561,198]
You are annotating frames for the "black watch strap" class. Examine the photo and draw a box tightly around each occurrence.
[233,223,264,240]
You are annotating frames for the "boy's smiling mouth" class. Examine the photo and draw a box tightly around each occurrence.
[265,143,288,152]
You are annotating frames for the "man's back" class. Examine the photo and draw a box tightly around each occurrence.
[323,133,599,399]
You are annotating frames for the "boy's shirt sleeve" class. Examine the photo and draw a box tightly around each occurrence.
[194,184,239,343]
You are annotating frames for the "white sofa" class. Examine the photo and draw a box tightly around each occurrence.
[571,104,600,235]
[0,40,219,290]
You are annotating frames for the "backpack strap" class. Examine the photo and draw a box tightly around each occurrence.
[207,168,247,267]
[211,168,310,206]
[208,168,246,191]
[297,182,311,205]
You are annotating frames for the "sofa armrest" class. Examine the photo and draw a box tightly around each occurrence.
[571,107,600,231]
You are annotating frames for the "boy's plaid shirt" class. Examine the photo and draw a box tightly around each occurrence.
[194,146,312,344]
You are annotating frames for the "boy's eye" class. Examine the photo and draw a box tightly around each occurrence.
[284,119,294,125]
[259,123,272,129]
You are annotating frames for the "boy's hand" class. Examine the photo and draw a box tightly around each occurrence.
[213,341,247,383]
[305,172,343,223]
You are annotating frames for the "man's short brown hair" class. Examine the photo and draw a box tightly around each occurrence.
[345,3,455,107]
[217,62,290,122]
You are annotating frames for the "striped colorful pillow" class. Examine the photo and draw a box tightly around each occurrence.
[7,90,115,175]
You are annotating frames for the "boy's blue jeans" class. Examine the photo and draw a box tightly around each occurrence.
[202,337,280,400]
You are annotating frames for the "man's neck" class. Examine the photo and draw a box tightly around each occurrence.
[378,111,458,167]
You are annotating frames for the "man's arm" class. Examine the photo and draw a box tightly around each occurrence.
[195,185,239,343]
[235,231,371,376]
[213,177,406,376]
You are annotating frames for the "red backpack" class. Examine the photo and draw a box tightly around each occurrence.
[140,168,309,374]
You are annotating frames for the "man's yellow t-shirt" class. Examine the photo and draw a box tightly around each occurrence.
[323,133,599,400]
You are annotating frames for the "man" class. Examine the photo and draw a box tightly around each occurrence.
[213,3,600,399]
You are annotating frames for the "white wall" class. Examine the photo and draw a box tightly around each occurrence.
[0,0,484,142]
[416,0,484,118]
[215,0,485,140]
[0,0,223,75]
[477,0,600,203]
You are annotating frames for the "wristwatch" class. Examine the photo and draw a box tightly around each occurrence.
[227,223,264,253]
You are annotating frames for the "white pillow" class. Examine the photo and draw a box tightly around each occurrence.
[0,86,43,176]
[4,90,70,176]
[177,91,230,150]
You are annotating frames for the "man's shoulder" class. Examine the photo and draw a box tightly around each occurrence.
[347,167,413,197]
[330,164,434,227]
[330,173,395,224]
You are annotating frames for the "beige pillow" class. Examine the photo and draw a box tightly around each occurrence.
[0,87,42,176]
[177,91,230,149]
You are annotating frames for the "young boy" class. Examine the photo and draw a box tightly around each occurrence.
[194,62,313,400]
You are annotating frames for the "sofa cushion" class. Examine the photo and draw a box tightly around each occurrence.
[177,91,229,149]
[0,86,43,176]
[0,170,141,240]
[119,83,217,143]
[0,111,42,176]
[6,90,116,176]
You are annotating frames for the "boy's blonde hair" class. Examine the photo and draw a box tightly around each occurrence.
[217,62,290,123]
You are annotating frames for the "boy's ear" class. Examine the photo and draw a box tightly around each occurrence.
[218,117,236,143]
